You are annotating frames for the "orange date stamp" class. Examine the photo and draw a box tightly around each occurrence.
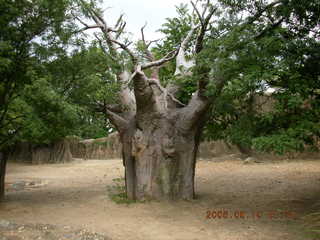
[206,210,297,220]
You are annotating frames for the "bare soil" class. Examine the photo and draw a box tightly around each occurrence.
[1,156,320,240]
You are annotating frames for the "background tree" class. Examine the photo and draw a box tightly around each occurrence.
[0,0,76,199]
[17,45,114,144]
[0,0,117,199]
[6,45,114,164]
[156,0,320,156]
[202,0,320,155]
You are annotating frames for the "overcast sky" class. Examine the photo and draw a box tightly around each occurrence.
[102,0,189,40]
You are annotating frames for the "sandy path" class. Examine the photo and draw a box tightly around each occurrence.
[1,158,320,240]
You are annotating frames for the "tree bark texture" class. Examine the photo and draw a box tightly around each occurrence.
[120,115,204,201]
[114,69,209,201]
[0,151,8,200]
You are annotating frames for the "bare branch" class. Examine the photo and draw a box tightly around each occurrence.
[73,13,104,33]
[83,7,118,55]
[139,23,162,62]
[91,8,107,26]
[141,22,148,44]
[146,39,161,48]
[167,22,199,96]
[77,24,102,32]
[140,23,155,61]
[94,100,123,114]
[106,109,128,132]
[115,21,127,39]
[72,13,90,28]
[195,4,217,53]
[140,23,162,49]
[114,14,125,29]
[246,0,282,26]
[105,104,123,113]
[182,24,198,52]
[93,33,108,55]
[178,91,210,131]
[88,8,119,33]
[141,48,178,70]
[83,11,122,56]
[191,1,204,27]
[149,80,186,107]
[254,17,285,40]
[201,0,211,19]
[118,71,137,114]
[110,39,138,65]
[174,23,199,76]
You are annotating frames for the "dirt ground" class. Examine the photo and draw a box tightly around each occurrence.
[1,156,320,240]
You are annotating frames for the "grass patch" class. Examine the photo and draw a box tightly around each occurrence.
[106,177,141,204]
[302,210,320,239]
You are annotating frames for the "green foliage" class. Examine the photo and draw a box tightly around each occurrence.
[14,45,118,144]
[150,1,319,155]
[0,0,77,148]
[197,0,320,155]
[19,77,80,143]
[158,3,194,53]
[0,0,122,148]
[154,4,196,87]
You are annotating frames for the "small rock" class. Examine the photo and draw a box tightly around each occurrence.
[18,226,25,232]
[243,157,256,164]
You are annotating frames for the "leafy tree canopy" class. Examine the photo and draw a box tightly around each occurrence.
[155,0,320,155]
[0,0,80,148]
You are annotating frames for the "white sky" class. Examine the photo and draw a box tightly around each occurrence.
[102,0,189,40]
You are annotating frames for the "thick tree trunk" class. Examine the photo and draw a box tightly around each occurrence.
[0,151,8,201]
[78,0,217,202]
[121,118,201,201]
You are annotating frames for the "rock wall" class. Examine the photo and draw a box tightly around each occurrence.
[70,132,121,160]
[9,140,73,164]
[198,140,240,159]
[69,134,319,161]
[69,134,241,160]
[10,132,319,163]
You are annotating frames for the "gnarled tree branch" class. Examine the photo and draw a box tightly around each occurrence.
[174,24,198,76]
[178,91,210,131]
[106,109,128,132]
[141,48,178,70]
[132,65,156,115]
[193,3,217,53]
[110,39,137,65]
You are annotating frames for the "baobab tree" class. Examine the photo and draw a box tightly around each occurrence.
[75,0,217,201]
[75,0,290,200]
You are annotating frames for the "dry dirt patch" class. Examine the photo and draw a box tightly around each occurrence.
[1,157,320,240]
